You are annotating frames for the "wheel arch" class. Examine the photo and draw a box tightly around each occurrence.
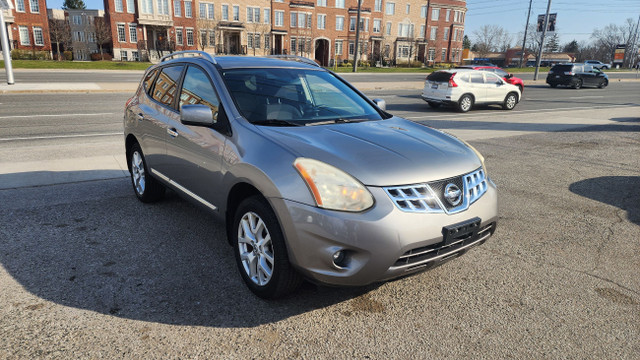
[125,134,139,172]
[225,182,264,245]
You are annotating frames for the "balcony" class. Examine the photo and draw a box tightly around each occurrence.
[137,13,173,27]
[290,1,314,9]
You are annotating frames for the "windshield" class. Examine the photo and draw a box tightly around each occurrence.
[221,68,384,125]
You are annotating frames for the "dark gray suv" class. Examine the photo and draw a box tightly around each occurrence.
[124,51,498,298]
[546,63,609,89]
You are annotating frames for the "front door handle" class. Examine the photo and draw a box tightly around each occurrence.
[167,128,179,138]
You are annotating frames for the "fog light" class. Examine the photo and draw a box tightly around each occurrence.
[333,250,348,268]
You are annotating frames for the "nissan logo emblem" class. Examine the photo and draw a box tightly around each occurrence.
[444,183,462,206]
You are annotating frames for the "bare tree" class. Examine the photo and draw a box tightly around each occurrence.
[48,19,71,61]
[591,18,638,66]
[196,16,217,52]
[247,20,269,56]
[472,25,511,58]
[93,17,111,60]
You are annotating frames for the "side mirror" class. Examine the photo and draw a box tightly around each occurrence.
[372,98,386,111]
[181,104,216,127]
[505,73,513,79]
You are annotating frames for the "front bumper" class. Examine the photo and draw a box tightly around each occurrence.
[270,181,498,286]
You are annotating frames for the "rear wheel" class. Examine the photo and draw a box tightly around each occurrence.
[457,94,473,113]
[502,92,518,110]
[129,143,165,203]
[573,79,583,89]
[233,195,302,299]
[427,101,441,108]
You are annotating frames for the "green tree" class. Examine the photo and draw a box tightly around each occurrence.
[62,0,86,10]
[463,35,471,49]
[544,33,560,52]
[563,40,579,53]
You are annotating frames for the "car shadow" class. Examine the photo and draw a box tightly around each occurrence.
[0,171,380,328]
[569,176,640,226]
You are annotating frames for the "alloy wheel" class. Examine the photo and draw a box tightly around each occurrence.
[237,211,274,286]
[131,151,146,195]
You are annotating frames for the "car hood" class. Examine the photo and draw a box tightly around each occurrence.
[256,117,482,187]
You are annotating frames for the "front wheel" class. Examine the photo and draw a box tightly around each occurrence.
[233,196,302,299]
[457,94,473,113]
[502,93,518,110]
[129,143,165,202]
[598,79,608,88]
[573,79,583,89]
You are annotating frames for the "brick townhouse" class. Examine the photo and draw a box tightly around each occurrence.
[1,0,51,55]
[100,0,466,64]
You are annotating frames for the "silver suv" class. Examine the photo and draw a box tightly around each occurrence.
[124,51,498,298]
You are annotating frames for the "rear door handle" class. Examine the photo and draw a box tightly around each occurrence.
[167,128,179,138]
[136,113,144,121]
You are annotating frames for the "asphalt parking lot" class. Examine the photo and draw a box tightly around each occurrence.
[0,81,639,358]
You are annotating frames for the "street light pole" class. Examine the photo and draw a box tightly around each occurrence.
[352,0,362,72]
[533,0,552,81]
[519,0,533,68]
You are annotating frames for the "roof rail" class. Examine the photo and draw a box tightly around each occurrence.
[160,51,217,64]
[266,55,320,67]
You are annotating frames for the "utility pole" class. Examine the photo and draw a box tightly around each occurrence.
[629,14,640,69]
[519,0,533,67]
[0,0,15,85]
[533,0,552,81]
[352,0,362,72]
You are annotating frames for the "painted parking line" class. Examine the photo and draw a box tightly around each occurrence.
[0,112,115,119]
[0,132,122,141]
[405,104,638,120]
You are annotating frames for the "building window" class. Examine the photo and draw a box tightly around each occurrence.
[174,0,181,16]
[430,27,437,41]
[348,41,354,55]
[232,5,239,21]
[129,24,138,43]
[247,32,253,48]
[336,16,344,31]
[176,28,183,45]
[274,10,284,26]
[428,48,435,61]
[317,14,326,30]
[432,8,439,21]
[374,0,381,12]
[264,8,270,23]
[446,9,451,22]
[335,0,344,9]
[290,13,297,27]
[420,5,427,18]
[441,48,446,62]
[115,0,123,12]
[254,33,260,49]
[398,45,409,58]
[200,30,207,46]
[16,0,25,12]
[157,0,169,15]
[386,2,394,15]
[132,51,140,61]
[290,38,296,53]
[385,21,391,35]
[335,40,342,55]
[317,0,326,6]
[247,7,260,23]
[121,50,128,61]
[200,3,206,18]
[207,3,214,19]
[398,23,413,37]
[72,15,81,25]
[185,1,192,17]
[373,19,381,33]
[186,29,194,46]
[349,16,355,31]
[420,25,425,38]
[88,32,96,42]
[222,5,228,20]
[127,0,135,13]
[117,24,126,42]
[33,27,44,45]
[209,30,216,46]
[264,34,269,49]
[141,0,152,14]
[29,0,39,13]
[405,4,409,14]
[444,27,449,41]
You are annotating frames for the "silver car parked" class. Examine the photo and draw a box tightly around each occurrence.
[124,51,498,299]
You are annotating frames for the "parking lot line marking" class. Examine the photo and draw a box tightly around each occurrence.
[0,113,115,119]
[405,104,637,120]
[567,96,605,99]
[0,132,121,141]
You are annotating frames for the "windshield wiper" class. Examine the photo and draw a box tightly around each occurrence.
[252,119,302,127]
[305,118,369,126]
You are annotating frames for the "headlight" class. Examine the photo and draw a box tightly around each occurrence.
[293,158,374,212]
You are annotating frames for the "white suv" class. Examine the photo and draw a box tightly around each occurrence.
[421,69,521,112]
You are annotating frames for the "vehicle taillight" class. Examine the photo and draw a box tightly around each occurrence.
[448,73,458,88]
[125,97,133,107]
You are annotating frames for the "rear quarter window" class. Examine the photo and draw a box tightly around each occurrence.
[551,65,573,72]
[143,69,158,94]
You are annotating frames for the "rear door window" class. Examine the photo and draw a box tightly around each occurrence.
[470,73,484,84]
[484,73,502,84]
[151,65,184,109]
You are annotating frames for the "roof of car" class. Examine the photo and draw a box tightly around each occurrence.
[160,55,323,71]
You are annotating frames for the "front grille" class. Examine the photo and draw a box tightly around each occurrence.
[384,168,488,214]
[392,222,496,269]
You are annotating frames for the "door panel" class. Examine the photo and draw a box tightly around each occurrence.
[468,73,486,102]
[483,73,506,102]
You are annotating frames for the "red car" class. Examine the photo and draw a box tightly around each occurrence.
[456,66,524,92]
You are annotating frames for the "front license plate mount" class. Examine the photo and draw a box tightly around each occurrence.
[442,217,481,246]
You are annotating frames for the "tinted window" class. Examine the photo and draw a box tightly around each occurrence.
[551,65,573,72]
[427,71,453,82]
[152,66,184,108]
[143,69,158,94]
[179,66,220,114]
[484,73,502,84]
[470,73,483,84]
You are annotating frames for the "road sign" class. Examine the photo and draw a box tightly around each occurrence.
[537,13,557,32]
[0,0,14,10]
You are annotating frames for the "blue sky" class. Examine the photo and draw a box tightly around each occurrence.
[47,0,640,46]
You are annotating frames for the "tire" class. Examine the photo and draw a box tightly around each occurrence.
[598,79,608,89]
[573,79,582,89]
[129,143,165,203]
[233,195,302,299]
[457,94,473,113]
[502,92,518,110]
[427,101,441,108]
[518,84,524,93]
[549,83,557,88]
